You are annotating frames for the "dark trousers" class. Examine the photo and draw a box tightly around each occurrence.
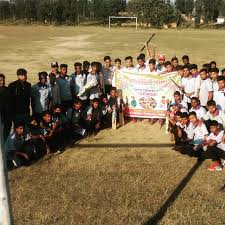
[61,100,73,114]
[105,84,112,95]
[201,146,225,161]
[7,141,33,168]
[101,113,112,128]
[81,99,89,110]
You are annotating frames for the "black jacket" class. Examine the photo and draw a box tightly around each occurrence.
[8,80,31,114]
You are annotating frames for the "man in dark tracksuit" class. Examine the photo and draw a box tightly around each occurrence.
[8,69,31,133]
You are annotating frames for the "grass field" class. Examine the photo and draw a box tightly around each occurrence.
[1,25,225,225]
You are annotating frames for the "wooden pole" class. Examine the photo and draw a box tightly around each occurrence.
[0,115,14,225]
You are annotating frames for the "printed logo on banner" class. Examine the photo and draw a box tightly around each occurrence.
[114,71,181,119]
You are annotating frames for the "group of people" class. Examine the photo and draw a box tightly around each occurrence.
[0,45,225,182]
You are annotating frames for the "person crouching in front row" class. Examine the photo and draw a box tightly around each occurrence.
[86,98,103,135]
[4,123,33,169]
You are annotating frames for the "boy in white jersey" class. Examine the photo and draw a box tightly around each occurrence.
[137,55,149,74]
[213,76,225,113]
[181,65,195,108]
[189,97,206,120]
[196,69,213,108]
[163,61,173,74]
[203,100,225,128]
[148,59,159,74]
[112,58,122,88]
[209,67,219,92]
[201,120,225,171]
[122,56,137,73]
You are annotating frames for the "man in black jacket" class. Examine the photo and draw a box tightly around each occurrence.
[8,69,31,133]
[0,74,12,141]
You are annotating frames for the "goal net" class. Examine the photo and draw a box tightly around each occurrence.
[108,16,138,29]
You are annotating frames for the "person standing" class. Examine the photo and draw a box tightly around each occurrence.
[31,72,51,121]
[8,68,31,132]
[101,56,114,95]
[57,64,74,112]
[71,62,88,107]
[0,74,12,141]
[49,72,61,109]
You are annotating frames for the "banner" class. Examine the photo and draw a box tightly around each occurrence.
[115,71,181,119]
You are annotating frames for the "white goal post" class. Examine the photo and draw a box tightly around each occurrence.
[109,16,138,29]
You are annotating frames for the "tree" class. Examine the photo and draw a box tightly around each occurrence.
[175,0,186,14]
[175,0,194,17]
[128,0,176,28]
[0,1,11,19]
[185,0,194,17]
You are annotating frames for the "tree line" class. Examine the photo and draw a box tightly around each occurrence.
[0,0,225,28]
[0,0,126,24]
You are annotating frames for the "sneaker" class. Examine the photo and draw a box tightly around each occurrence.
[131,118,137,123]
[208,161,223,171]
[221,159,225,166]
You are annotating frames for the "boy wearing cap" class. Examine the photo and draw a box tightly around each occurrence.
[57,64,74,112]
[8,68,31,132]
[50,61,60,77]
[156,54,166,73]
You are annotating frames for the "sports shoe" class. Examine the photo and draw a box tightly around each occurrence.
[221,159,225,166]
[207,161,223,171]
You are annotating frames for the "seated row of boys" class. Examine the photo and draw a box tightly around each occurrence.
[4,88,120,169]
[167,92,225,172]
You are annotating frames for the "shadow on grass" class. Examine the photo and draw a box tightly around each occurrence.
[143,160,204,225]
[72,143,174,149]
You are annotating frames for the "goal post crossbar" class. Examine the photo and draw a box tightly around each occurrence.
[109,16,138,29]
